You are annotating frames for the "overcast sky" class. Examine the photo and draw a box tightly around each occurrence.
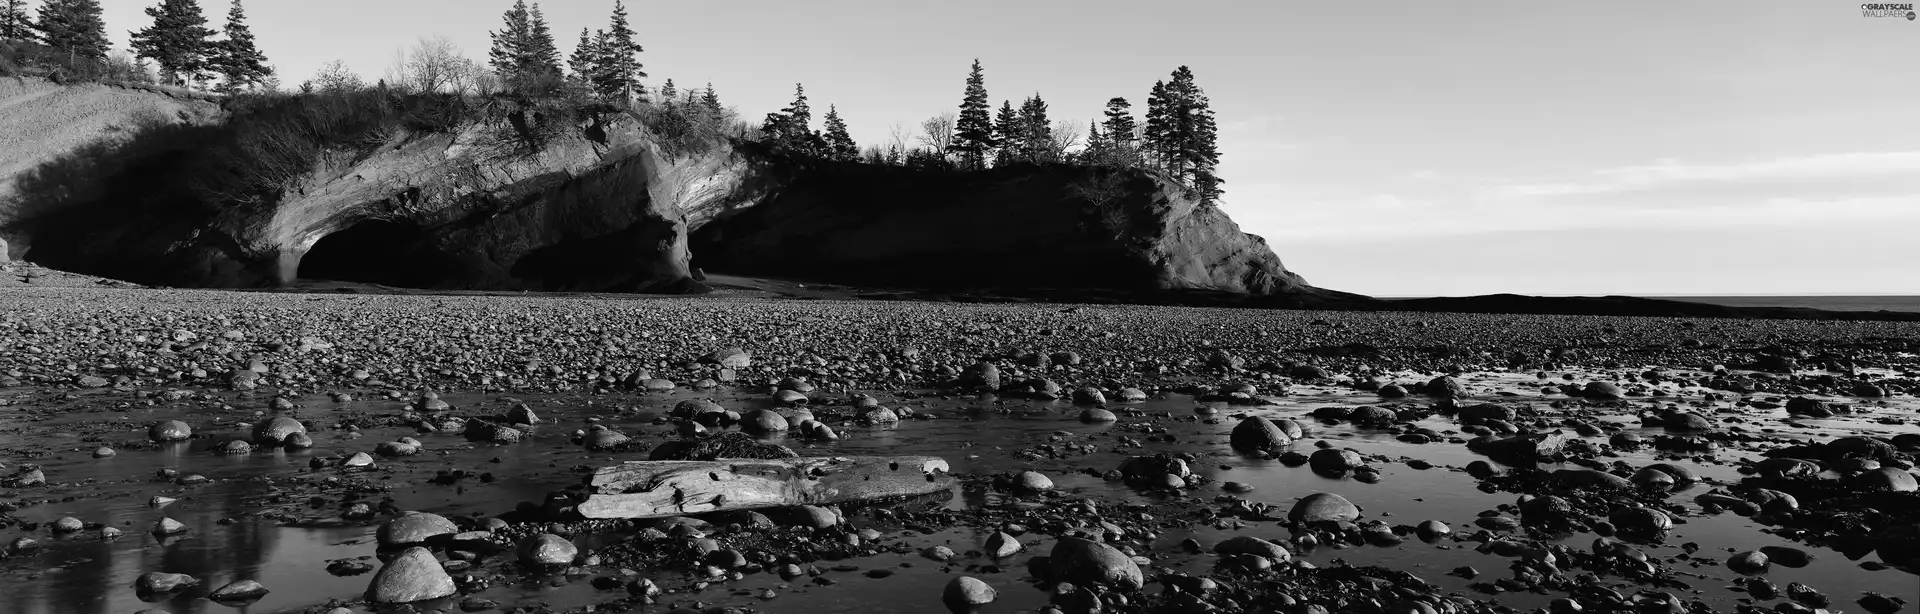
[99,0,1920,296]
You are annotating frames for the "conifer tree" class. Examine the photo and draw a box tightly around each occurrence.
[991,100,1019,168]
[761,83,823,156]
[1142,80,1170,170]
[949,59,995,170]
[487,1,534,85]
[34,0,109,59]
[131,0,216,87]
[1169,66,1223,203]
[567,27,600,89]
[700,83,722,116]
[1017,94,1052,163]
[1101,97,1136,149]
[659,78,676,105]
[1,0,33,41]
[211,0,271,93]
[596,0,644,102]
[525,4,560,80]
[822,104,857,162]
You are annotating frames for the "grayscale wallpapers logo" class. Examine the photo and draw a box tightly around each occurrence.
[1859,3,1916,18]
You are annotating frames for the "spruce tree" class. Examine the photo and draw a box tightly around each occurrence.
[660,78,676,105]
[700,83,722,116]
[992,100,1019,168]
[567,28,599,89]
[597,0,644,103]
[1101,97,1135,148]
[487,0,534,85]
[525,3,560,83]
[822,104,857,162]
[949,59,995,170]
[1142,80,1170,171]
[1169,66,1223,203]
[130,0,216,87]
[211,0,271,93]
[35,0,109,60]
[1,0,32,41]
[1017,94,1052,163]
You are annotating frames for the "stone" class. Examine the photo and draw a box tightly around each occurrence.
[1079,408,1118,422]
[149,420,192,441]
[986,531,1023,558]
[135,571,199,594]
[705,347,752,368]
[208,579,270,602]
[516,533,578,566]
[52,516,84,532]
[1308,448,1363,473]
[365,547,457,603]
[1290,492,1361,524]
[377,512,459,548]
[151,517,188,536]
[1048,537,1143,591]
[1071,386,1107,405]
[1426,375,1466,398]
[1213,536,1292,563]
[252,416,306,445]
[1855,467,1919,492]
[742,409,790,433]
[1230,416,1292,452]
[1016,471,1054,492]
[943,576,996,605]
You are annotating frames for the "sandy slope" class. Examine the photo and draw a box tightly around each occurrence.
[0,77,223,204]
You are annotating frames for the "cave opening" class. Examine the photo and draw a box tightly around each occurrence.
[298,219,455,288]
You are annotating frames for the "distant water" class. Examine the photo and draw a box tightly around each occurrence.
[1659,295,1920,313]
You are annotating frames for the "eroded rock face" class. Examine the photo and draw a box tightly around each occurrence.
[690,163,1312,295]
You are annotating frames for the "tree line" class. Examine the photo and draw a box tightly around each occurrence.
[1,0,271,92]
[757,60,1224,204]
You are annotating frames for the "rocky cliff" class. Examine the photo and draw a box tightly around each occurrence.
[1,80,1317,298]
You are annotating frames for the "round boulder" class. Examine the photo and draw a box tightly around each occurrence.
[1290,492,1361,524]
[365,547,456,603]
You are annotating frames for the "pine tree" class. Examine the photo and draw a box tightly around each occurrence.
[991,100,1019,168]
[35,0,109,60]
[821,104,857,162]
[1017,94,1052,163]
[130,0,216,87]
[1101,97,1135,148]
[949,59,995,170]
[567,28,599,89]
[1,0,33,41]
[1171,67,1223,203]
[524,3,560,84]
[1142,80,1170,171]
[596,0,644,103]
[487,0,534,85]
[211,0,271,93]
[700,83,722,116]
[660,78,676,105]
[761,83,822,156]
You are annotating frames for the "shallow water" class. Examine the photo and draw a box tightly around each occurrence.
[1,370,1916,613]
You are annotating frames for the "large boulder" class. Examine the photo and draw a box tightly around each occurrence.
[251,416,306,445]
[1229,416,1292,452]
[1290,492,1360,524]
[1048,537,1143,591]
[365,547,456,603]
[376,512,459,548]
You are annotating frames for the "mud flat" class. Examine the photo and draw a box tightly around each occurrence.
[1,285,1917,614]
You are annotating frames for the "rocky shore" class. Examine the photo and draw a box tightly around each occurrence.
[1,284,1916,614]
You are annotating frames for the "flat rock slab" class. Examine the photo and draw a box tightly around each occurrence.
[578,456,954,519]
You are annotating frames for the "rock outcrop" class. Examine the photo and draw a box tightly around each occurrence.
[2,79,1317,297]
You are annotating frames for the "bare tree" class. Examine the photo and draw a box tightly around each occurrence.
[887,122,913,154]
[916,111,956,158]
[312,59,365,93]
[1049,119,1082,160]
[388,36,467,94]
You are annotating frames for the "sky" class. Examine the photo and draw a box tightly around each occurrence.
[93,0,1920,296]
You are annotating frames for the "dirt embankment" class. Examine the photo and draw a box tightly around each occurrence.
[0,77,224,259]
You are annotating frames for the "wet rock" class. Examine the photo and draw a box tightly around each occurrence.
[1854,467,1919,492]
[135,571,199,594]
[1857,593,1907,614]
[648,432,796,460]
[1416,520,1451,539]
[1608,506,1673,539]
[1079,408,1118,422]
[1552,468,1633,490]
[943,576,996,606]
[1290,492,1360,524]
[377,512,459,548]
[1475,432,1566,464]
[1214,536,1292,563]
[151,517,188,536]
[1459,403,1516,422]
[861,406,900,424]
[148,420,192,441]
[365,547,457,603]
[742,409,790,433]
[1016,471,1054,493]
[1426,376,1466,398]
[787,505,840,529]
[705,347,752,369]
[1229,416,1292,452]
[1308,448,1363,473]
[208,579,270,602]
[375,441,419,457]
[52,516,84,532]
[1785,398,1833,417]
[960,362,1002,391]
[1048,537,1143,591]
[463,420,522,444]
[1072,386,1107,405]
[251,416,306,446]
[1759,546,1813,568]
[1584,381,1626,400]
[1727,550,1770,574]
[986,531,1023,558]
[516,533,578,566]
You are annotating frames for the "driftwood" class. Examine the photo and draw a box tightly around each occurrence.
[577,456,954,519]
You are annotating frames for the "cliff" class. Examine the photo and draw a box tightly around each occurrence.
[0,80,1318,298]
